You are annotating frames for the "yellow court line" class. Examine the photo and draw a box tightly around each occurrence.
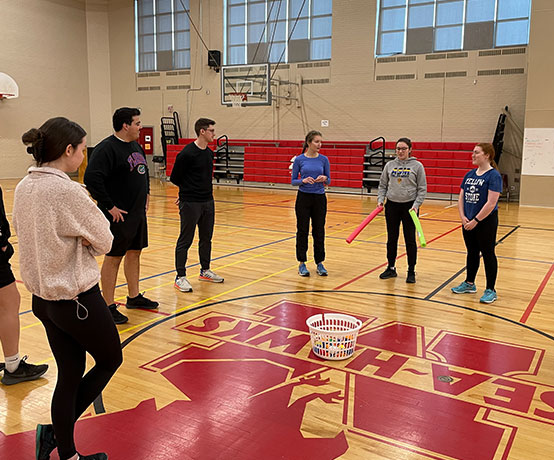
[117,263,297,334]
[21,321,42,330]
[349,230,388,248]
[36,257,294,364]
[25,250,278,337]
[113,250,276,302]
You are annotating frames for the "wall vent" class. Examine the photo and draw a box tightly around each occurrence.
[426,53,447,60]
[166,85,191,90]
[501,67,525,75]
[137,72,161,78]
[271,64,290,70]
[297,63,313,68]
[137,86,161,91]
[313,61,331,67]
[479,49,502,57]
[502,47,526,55]
[396,74,415,80]
[166,70,191,76]
[303,78,330,84]
[425,72,445,79]
[397,55,416,62]
[377,57,396,63]
[477,69,501,76]
[376,75,395,81]
[447,52,468,59]
[446,71,467,78]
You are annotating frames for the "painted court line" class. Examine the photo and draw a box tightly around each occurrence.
[334,224,462,290]
[118,263,297,335]
[520,263,554,324]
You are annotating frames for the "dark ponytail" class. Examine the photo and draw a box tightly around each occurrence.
[22,117,86,166]
[301,130,323,154]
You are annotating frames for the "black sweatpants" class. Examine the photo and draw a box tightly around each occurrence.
[32,284,122,460]
[385,200,417,270]
[175,199,215,277]
[295,191,327,264]
[462,210,498,290]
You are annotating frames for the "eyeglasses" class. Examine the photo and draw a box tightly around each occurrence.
[396,147,409,151]
[205,128,215,133]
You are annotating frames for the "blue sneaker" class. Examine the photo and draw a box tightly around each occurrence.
[298,263,310,277]
[451,281,477,294]
[316,263,328,276]
[480,289,497,304]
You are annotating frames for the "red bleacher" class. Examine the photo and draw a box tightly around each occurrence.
[166,139,476,194]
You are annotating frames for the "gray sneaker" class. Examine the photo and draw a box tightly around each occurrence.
[199,269,224,283]
[175,276,193,292]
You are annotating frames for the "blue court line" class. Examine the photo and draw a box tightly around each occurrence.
[114,234,296,288]
[424,225,520,300]
[18,234,295,316]
[15,223,549,316]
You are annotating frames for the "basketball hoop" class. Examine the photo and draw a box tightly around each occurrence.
[0,72,19,100]
[229,92,247,109]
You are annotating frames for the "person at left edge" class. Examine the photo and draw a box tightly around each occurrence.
[0,185,48,385]
[84,107,158,325]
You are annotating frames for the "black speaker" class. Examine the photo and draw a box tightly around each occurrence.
[208,50,221,69]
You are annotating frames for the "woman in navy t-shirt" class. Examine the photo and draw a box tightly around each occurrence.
[451,143,503,303]
[291,130,331,276]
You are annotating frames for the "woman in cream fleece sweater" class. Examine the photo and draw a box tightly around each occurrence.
[14,117,122,460]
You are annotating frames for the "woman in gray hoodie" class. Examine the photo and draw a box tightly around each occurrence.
[377,138,427,283]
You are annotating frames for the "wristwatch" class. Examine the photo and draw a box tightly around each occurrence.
[474,217,480,223]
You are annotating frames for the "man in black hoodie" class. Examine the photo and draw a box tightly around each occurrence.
[84,107,158,324]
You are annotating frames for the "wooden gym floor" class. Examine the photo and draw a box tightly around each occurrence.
[1,177,554,460]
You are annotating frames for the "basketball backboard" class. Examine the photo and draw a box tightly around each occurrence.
[0,72,19,99]
[221,63,271,107]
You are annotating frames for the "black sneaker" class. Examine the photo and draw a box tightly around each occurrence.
[126,293,159,310]
[0,362,4,372]
[108,304,128,324]
[1,356,48,385]
[36,424,56,460]
[406,271,416,284]
[379,267,397,279]
[78,453,108,460]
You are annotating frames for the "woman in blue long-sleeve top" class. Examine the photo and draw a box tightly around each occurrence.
[291,130,331,277]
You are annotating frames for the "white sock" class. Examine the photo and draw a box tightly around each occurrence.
[5,354,21,373]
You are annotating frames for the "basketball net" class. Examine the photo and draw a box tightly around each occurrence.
[229,92,247,109]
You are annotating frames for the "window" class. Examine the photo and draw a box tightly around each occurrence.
[136,0,191,72]
[224,0,332,65]
[376,0,531,56]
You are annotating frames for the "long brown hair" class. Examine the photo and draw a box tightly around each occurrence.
[476,143,498,169]
[301,130,322,154]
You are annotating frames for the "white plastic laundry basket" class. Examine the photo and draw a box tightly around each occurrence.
[306,313,362,360]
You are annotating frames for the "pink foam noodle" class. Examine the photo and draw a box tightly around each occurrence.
[346,205,384,244]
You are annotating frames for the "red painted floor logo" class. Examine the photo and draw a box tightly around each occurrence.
[139,300,553,460]
[4,300,554,459]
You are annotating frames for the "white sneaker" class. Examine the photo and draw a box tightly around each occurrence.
[199,269,224,283]
[174,276,193,292]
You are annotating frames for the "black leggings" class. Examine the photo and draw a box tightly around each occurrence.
[175,200,215,276]
[295,191,327,264]
[32,284,122,460]
[462,210,498,290]
[385,200,417,270]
